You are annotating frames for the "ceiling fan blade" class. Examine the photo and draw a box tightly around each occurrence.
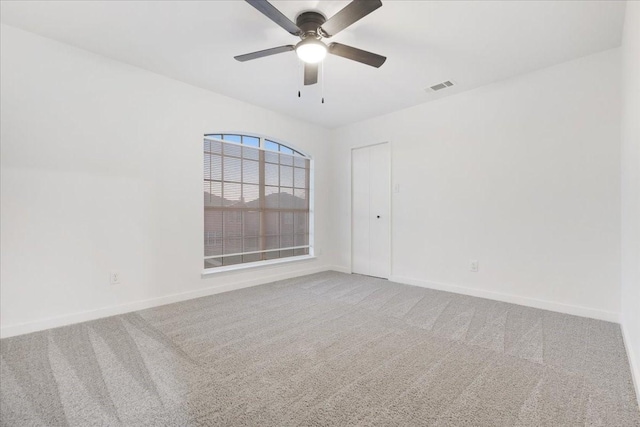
[234,45,295,62]
[328,43,386,68]
[304,63,319,86]
[320,0,382,37]
[245,0,301,36]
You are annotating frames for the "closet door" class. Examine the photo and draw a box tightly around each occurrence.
[351,143,390,278]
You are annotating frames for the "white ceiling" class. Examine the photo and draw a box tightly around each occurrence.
[0,0,626,128]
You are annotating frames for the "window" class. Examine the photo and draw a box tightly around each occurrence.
[203,134,312,270]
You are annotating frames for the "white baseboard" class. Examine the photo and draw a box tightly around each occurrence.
[0,264,336,339]
[328,265,352,274]
[1,267,622,339]
[621,320,640,407]
[389,275,620,323]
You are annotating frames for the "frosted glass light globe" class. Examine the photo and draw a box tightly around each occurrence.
[296,38,327,64]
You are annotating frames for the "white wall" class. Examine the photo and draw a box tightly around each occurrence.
[620,0,640,400]
[0,25,335,337]
[332,48,622,321]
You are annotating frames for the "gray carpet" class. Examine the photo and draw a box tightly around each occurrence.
[1,271,639,426]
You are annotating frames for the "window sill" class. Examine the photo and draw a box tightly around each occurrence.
[201,254,316,276]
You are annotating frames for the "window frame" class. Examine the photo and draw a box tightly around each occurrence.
[202,132,315,275]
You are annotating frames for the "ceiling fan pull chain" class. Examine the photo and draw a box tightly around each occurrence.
[321,61,325,104]
[298,59,302,98]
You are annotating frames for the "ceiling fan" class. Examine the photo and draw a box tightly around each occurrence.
[235,0,386,86]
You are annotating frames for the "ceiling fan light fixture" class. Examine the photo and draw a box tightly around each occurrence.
[236,0,386,86]
[295,38,327,64]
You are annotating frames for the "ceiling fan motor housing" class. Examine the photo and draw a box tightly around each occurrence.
[296,11,327,36]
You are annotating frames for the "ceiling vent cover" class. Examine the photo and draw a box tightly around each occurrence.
[427,80,454,92]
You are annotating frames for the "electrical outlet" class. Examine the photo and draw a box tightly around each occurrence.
[110,271,121,285]
[470,260,479,272]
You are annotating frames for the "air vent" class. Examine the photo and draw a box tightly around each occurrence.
[427,80,454,92]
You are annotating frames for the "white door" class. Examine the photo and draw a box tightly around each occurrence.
[352,143,390,278]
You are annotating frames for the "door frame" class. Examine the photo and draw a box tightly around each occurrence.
[350,141,392,278]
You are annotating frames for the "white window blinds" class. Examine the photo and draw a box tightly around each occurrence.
[204,136,311,269]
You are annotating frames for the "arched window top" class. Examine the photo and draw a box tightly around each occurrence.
[204,133,308,158]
